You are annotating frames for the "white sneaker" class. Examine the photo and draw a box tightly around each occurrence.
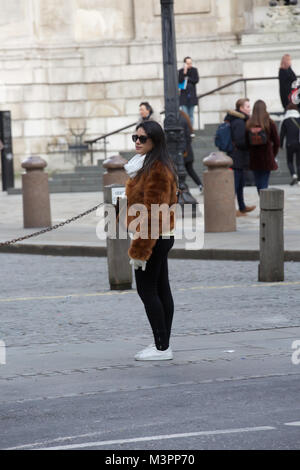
[134,346,173,361]
[135,343,155,356]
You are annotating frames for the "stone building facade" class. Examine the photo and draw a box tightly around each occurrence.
[0,0,299,172]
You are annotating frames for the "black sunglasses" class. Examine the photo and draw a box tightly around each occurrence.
[132,134,149,144]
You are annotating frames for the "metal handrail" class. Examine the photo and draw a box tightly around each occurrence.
[85,75,299,162]
[85,110,166,146]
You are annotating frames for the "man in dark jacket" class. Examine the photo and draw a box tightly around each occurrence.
[225,98,256,217]
[178,57,199,129]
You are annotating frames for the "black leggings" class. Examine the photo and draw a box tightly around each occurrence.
[286,145,300,178]
[184,161,202,186]
[134,236,174,351]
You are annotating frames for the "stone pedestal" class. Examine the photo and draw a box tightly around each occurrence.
[203,152,236,233]
[104,184,132,291]
[102,154,129,187]
[259,188,284,282]
[21,156,51,228]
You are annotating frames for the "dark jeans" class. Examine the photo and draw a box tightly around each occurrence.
[180,105,195,128]
[185,161,202,186]
[253,170,270,193]
[134,236,175,351]
[234,168,246,211]
[286,145,300,178]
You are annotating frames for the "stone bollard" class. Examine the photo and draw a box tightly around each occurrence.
[259,188,284,282]
[102,154,129,187]
[21,156,51,228]
[104,184,132,290]
[203,152,236,233]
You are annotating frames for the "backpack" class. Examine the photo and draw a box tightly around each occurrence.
[248,127,268,146]
[215,121,233,153]
[291,118,300,144]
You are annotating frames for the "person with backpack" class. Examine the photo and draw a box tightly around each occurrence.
[246,100,280,192]
[216,98,256,216]
[280,102,300,185]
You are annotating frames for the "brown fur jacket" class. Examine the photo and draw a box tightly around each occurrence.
[123,160,178,261]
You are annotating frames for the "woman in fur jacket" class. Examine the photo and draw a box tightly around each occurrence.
[123,120,178,361]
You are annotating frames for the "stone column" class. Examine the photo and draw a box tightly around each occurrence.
[102,154,129,187]
[21,156,51,228]
[203,152,236,233]
[104,184,132,291]
[259,188,284,282]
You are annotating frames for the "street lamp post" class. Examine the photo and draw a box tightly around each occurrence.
[160,0,197,205]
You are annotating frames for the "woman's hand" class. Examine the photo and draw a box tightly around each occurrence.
[129,257,147,271]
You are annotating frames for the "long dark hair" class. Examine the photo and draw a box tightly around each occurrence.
[246,99,271,133]
[135,120,178,182]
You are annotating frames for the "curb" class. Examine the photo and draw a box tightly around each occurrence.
[1,243,300,261]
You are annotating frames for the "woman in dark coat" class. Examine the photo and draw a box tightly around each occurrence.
[179,110,202,192]
[279,54,297,110]
[280,102,300,185]
[246,100,280,193]
[178,57,199,128]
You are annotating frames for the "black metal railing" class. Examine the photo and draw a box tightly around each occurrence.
[85,75,299,163]
[196,76,298,129]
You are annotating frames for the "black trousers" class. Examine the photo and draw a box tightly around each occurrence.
[134,236,174,351]
[286,145,300,178]
[234,168,246,212]
[184,161,202,186]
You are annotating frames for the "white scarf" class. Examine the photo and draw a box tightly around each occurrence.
[281,109,300,121]
[124,154,146,179]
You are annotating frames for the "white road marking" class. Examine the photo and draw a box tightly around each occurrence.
[284,421,300,426]
[6,426,275,450]
[1,281,300,303]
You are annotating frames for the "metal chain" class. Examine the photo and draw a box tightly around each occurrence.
[0,202,104,247]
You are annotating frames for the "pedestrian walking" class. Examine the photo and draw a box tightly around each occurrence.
[179,109,203,193]
[279,54,298,110]
[246,100,280,192]
[223,98,256,217]
[280,102,300,185]
[123,120,178,361]
[178,57,199,129]
[137,101,161,126]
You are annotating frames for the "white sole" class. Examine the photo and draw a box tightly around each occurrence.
[134,348,173,361]
[135,355,173,361]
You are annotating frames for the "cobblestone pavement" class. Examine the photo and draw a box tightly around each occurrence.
[1,185,300,252]
[0,254,299,347]
[1,254,300,450]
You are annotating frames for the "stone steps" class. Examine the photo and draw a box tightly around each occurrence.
[6,122,292,195]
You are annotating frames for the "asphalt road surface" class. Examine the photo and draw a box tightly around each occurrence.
[0,254,300,451]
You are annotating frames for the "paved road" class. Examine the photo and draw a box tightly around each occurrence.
[0,254,300,450]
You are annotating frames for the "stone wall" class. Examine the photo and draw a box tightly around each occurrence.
[0,0,257,172]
